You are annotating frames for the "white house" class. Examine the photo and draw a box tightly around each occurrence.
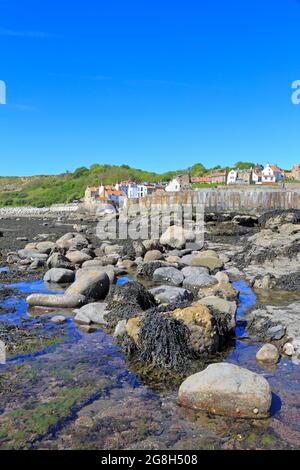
[262,164,284,183]
[227,170,238,185]
[252,170,262,184]
[165,178,181,192]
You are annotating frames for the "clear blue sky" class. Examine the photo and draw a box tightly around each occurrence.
[1,0,300,176]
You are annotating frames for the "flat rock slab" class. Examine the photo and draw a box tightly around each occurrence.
[178,363,272,419]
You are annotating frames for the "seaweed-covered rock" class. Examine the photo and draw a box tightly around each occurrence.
[135,309,194,371]
[273,272,300,291]
[121,239,146,260]
[258,209,300,229]
[137,261,172,279]
[171,304,219,355]
[104,281,156,327]
[197,296,237,333]
[47,253,74,270]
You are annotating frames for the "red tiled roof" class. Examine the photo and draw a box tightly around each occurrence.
[270,165,283,173]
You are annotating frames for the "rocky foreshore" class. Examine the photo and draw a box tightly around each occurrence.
[1,209,300,422]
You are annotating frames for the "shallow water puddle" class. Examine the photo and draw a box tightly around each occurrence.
[0,279,300,449]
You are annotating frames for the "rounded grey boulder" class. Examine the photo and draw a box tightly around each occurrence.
[66,271,110,301]
[44,268,75,284]
[178,362,272,418]
[153,267,184,287]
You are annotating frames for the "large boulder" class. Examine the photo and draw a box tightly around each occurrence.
[77,265,116,284]
[66,250,92,266]
[26,293,86,308]
[256,344,280,365]
[56,233,75,250]
[160,226,195,250]
[144,250,163,263]
[171,304,219,354]
[47,253,74,270]
[36,241,57,254]
[73,303,109,325]
[56,233,89,251]
[142,239,162,252]
[198,281,239,301]
[183,274,217,294]
[44,268,75,284]
[178,363,272,418]
[182,266,210,278]
[150,285,193,306]
[185,252,224,273]
[66,271,110,301]
[197,296,237,332]
[153,267,184,287]
[104,244,124,256]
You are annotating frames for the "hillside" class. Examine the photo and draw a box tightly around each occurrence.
[0,164,181,208]
[0,162,241,208]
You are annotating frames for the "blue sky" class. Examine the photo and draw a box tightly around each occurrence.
[1,0,300,176]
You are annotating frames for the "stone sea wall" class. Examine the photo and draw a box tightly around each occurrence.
[125,188,300,213]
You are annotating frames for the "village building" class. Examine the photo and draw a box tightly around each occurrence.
[84,184,126,208]
[236,169,252,185]
[291,164,300,181]
[227,170,238,185]
[210,171,227,184]
[284,171,293,180]
[252,170,262,184]
[262,164,284,183]
[191,176,212,184]
[165,174,191,192]
[117,181,161,198]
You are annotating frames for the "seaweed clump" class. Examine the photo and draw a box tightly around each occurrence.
[104,281,156,327]
[274,272,300,291]
[137,309,195,372]
[258,209,300,228]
